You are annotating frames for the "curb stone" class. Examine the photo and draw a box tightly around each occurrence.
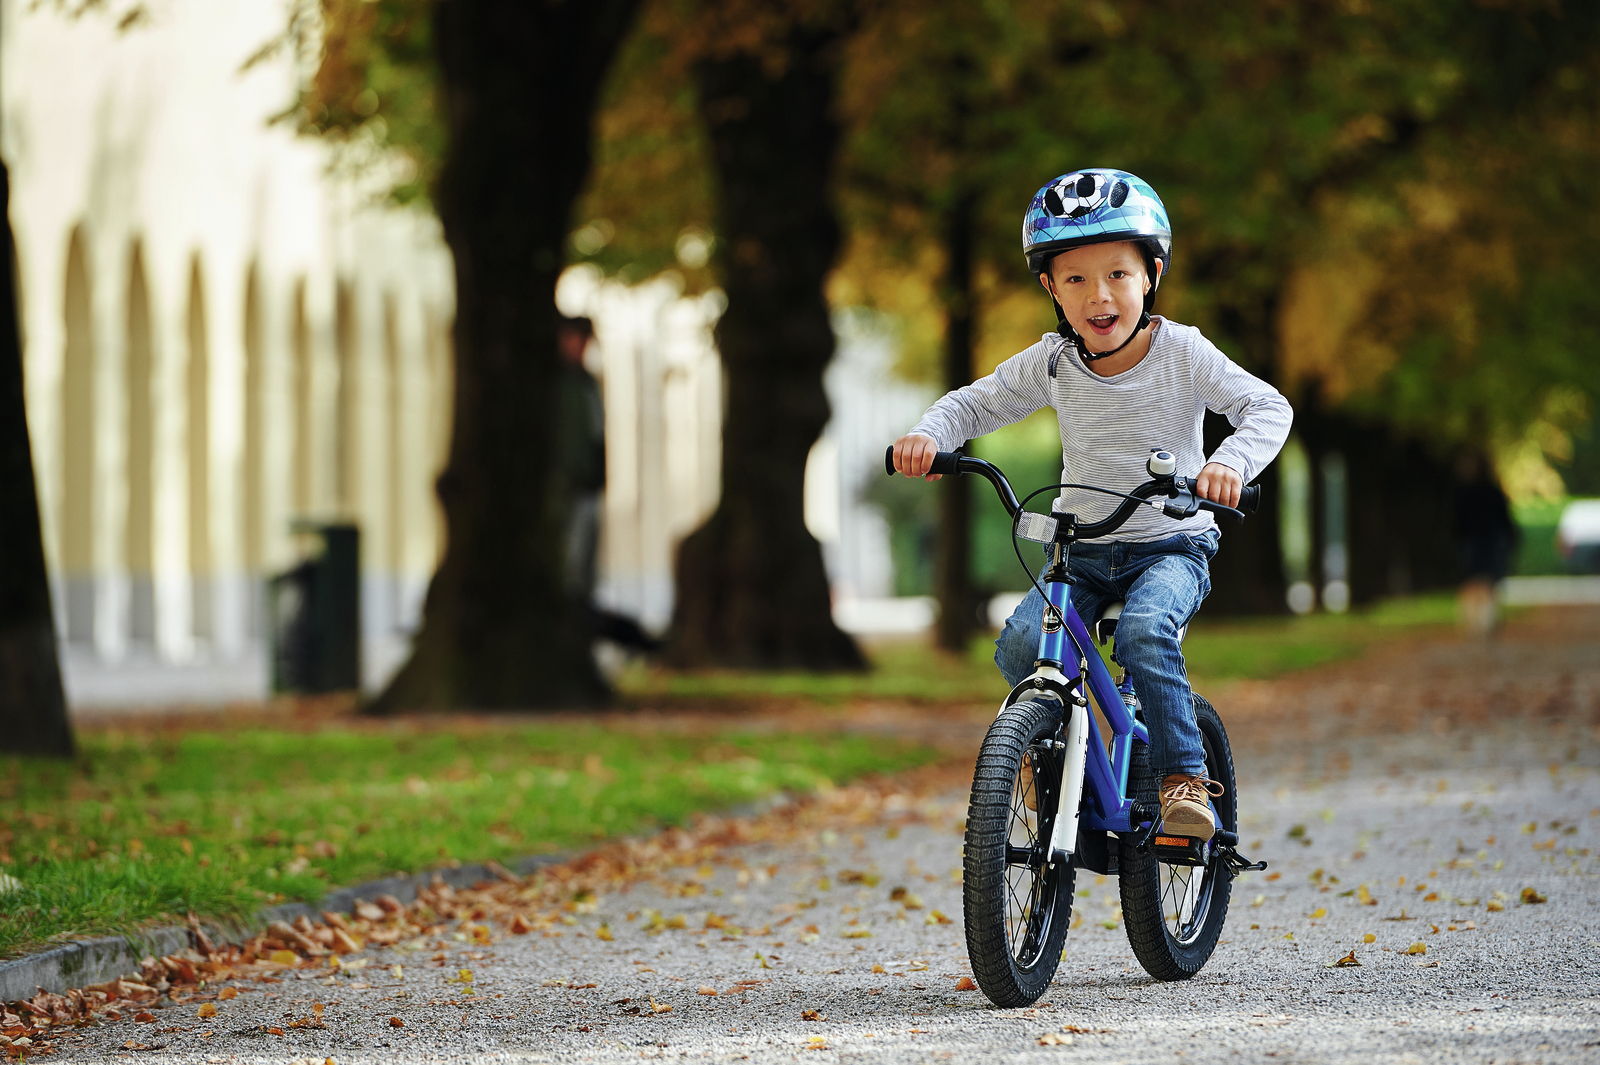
[0,789,796,1003]
[0,852,565,1003]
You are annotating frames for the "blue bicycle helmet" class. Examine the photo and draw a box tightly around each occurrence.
[1022,169,1172,361]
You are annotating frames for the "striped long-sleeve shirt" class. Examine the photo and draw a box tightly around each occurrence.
[908,318,1293,543]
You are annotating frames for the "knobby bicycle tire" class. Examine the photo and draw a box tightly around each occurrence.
[963,699,1077,1007]
[1118,693,1237,980]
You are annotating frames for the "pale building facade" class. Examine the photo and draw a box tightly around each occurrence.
[4,0,919,706]
[4,0,454,697]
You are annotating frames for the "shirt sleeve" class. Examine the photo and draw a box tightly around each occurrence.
[907,337,1057,450]
[1191,336,1294,483]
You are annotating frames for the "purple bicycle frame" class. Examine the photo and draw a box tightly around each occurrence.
[1035,570,1149,835]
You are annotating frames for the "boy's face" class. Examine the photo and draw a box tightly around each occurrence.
[1040,241,1160,352]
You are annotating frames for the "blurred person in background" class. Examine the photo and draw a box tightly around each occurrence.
[1453,452,1518,634]
[558,316,660,653]
[559,316,607,600]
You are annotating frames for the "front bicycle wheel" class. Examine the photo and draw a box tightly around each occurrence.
[1118,694,1237,981]
[963,699,1077,1007]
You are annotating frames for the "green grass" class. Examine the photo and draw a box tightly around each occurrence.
[1180,593,1459,680]
[619,592,1463,702]
[1512,496,1572,576]
[0,723,938,959]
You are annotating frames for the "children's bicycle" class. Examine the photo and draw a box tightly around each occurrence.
[883,445,1268,1007]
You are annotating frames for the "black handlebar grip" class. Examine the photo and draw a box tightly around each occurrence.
[1239,484,1261,515]
[884,445,895,476]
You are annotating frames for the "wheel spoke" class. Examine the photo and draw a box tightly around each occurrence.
[1002,741,1058,967]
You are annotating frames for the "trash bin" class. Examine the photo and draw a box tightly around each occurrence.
[268,523,361,693]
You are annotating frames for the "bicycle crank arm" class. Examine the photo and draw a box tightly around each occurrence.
[1216,844,1268,879]
[1046,700,1090,863]
[1128,802,1164,852]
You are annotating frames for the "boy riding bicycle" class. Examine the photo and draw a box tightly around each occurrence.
[892,169,1292,841]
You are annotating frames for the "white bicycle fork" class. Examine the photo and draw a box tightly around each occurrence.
[1046,699,1089,863]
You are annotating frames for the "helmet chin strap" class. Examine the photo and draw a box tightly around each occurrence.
[1051,293,1154,362]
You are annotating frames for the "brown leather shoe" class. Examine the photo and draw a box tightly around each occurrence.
[1159,774,1224,841]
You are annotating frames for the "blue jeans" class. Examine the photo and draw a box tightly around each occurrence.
[994,530,1219,780]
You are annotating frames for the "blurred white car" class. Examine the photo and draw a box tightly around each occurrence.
[1556,499,1600,573]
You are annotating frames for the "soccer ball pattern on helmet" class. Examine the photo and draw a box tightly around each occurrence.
[1021,168,1171,276]
[1042,172,1129,220]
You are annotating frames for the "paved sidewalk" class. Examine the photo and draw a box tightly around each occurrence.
[49,610,1600,1064]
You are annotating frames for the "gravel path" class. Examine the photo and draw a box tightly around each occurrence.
[55,612,1600,1064]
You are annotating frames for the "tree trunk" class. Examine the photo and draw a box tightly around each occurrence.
[1201,411,1288,615]
[666,26,863,671]
[370,0,640,712]
[1195,296,1290,616]
[0,159,73,756]
[936,190,976,651]
[1299,403,1460,609]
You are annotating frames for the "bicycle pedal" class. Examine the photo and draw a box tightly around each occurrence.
[1150,834,1209,867]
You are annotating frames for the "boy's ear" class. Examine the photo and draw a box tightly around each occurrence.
[1149,257,1164,292]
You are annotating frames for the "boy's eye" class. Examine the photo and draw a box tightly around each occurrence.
[1065,275,1084,284]
[1109,270,1127,279]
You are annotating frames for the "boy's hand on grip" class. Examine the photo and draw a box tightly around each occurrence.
[1195,462,1243,509]
[894,434,943,481]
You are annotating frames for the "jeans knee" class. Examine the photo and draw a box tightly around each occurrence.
[1113,614,1181,668]
[994,623,1035,689]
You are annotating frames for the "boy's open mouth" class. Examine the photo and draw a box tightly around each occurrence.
[1087,313,1120,336]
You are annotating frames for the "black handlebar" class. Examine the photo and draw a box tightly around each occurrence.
[883,444,1259,538]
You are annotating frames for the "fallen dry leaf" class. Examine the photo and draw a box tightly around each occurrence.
[1330,950,1361,968]
[218,987,238,1001]
[197,1002,217,1018]
[805,1035,828,1050]
[697,986,718,996]
[134,1012,156,1024]
[802,1009,826,1021]
[1038,1032,1074,1046]
[1309,908,1327,919]
[509,914,533,935]
[842,929,872,939]
[1487,900,1505,912]
[268,950,298,966]
[1402,942,1427,956]
[1363,933,1376,944]
[1521,887,1547,904]
[596,924,614,942]
[389,1016,405,1028]
[650,998,673,1014]
[1357,885,1376,906]
[955,977,977,991]
[925,910,953,926]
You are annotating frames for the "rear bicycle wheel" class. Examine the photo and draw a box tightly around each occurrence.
[963,699,1077,1007]
[1118,694,1237,980]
